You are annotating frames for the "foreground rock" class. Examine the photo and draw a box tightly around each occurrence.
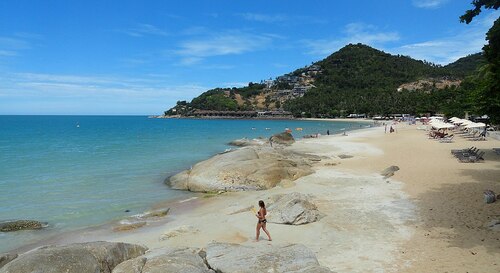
[228,138,266,147]
[168,146,313,192]
[267,192,323,225]
[381,165,400,178]
[270,132,295,145]
[113,247,213,273]
[205,242,333,273]
[0,241,147,273]
[0,253,17,269]
[0,220,45,232]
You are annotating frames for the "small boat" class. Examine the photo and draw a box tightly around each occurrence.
[295,128,303,131]
[265,128,271,130]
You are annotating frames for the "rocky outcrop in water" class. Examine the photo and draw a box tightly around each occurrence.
[0,241,147,273]
[205,242,334,273]
[267,192,323,225]
[0,220,45,232]
[168,146,313,192]
[113,247,213,273]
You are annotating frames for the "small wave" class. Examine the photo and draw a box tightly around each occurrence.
[179,197,198,203]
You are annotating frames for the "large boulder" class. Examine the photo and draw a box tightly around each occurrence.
[205,242,333,273]
[0,241,147,273]
[168,147,313,192]
[270,132,295,145]
[267,192,323,225]
[0,253,17,269]
[0,220,45,232]
[112,247,213,273]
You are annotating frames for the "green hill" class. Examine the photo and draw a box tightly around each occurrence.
[165,43,484,117]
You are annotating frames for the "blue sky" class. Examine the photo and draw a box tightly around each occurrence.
[0,0,498,115]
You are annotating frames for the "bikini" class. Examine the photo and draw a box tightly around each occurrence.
[258,210,267,223]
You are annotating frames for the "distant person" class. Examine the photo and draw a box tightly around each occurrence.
[385,124,387,133]
[255,200,272,241]
[327,129,330,135]
[390,126,394,133]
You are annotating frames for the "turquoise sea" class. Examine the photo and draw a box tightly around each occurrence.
[0,116,370,252]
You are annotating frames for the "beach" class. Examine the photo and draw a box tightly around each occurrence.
[4,121,500,272]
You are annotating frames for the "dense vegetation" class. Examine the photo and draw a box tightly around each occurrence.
[166,45,491,122]
[284,44,483,118]
[459,0,500,124]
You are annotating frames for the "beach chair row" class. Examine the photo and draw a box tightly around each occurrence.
[456,129,486,141]
[451,147,484,163]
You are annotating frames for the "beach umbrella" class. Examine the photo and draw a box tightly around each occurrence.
[465,122,486,128]
[459,119,473,125]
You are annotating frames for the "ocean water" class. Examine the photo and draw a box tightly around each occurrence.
[0,116,369,252]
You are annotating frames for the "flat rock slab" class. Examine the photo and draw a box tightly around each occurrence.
[0,241,147,273]
[0,220,45,232]
[205,242,334,273]
[267,192,323,225]
[113,247,213,273]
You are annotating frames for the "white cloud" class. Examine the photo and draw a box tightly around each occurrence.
[412,0,449,8]
[121,23,168,37]
[393,10,499,64]
[304,22,400,55]
[0,34,41,60]
[0,72,208,114]
[238,13,288,23]
[0,50,17,57]
[174,31,274,65]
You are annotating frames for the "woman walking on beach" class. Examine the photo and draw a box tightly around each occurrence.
[255,200,272,241]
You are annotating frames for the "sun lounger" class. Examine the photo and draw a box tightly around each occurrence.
[452,147,484,163]
[451,147,477,155]
[469,135,486,141]
[493,148,500,155]
[439,135,454,143]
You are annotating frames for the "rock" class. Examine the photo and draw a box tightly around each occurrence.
[0,241,147,273]
[381,166,400,178]
[141,208,170,218]
[0,253,17,269]
[486,219,500,231]
[267,192,323,225]
[270,132,295,145]
[113,221,147,232]
[205,242,333,273]
[168,146,313,192]
[160,225,200,240]
[112,247,213,273]
[228,138,266,147]
[338,154,353,159]
[0,220,46,232]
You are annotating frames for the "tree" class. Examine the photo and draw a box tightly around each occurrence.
[460,0,500,24]
[460,0,500,124]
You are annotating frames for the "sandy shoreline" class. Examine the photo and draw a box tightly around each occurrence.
[7,122,500,272]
